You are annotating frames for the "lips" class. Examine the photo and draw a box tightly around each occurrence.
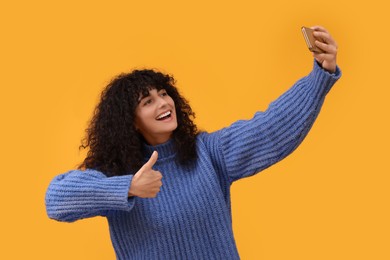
[156,110,172,120]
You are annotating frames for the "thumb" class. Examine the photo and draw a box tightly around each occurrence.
[143,151,158,169]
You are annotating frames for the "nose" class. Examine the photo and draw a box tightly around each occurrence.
[157,96,168,108]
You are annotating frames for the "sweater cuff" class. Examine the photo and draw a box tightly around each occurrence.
[313,59,342,79]
[79,169,135,211]
[310,60,342,94]
[91,171,136,212]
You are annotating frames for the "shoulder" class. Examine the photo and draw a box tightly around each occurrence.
[196,130,223,144]
[194,131,225,156]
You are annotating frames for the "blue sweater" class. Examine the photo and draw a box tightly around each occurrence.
[46,61,341,259]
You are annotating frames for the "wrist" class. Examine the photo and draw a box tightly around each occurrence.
[316,60,336,74]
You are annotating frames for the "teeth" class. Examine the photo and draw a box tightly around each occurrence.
[157,111,171,119]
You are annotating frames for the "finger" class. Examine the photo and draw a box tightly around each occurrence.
[313,40,326,52]
[155,171,163,179]
[312,52,327,64]
[313,31,336,46]
[310,25,329,34]
[314,40,337,54]
[143,151,158,169]
[148,170,163,180]
[149,184,162,198]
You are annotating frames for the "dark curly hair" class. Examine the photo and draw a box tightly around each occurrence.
[78,69,198,177]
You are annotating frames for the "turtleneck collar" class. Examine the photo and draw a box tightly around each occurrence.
[142,138,177,161]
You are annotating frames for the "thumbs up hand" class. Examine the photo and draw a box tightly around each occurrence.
[128,151,163,198]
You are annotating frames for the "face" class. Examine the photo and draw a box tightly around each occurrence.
[135,88,178,145]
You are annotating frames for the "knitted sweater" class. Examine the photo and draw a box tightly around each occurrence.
[45,61,341,259]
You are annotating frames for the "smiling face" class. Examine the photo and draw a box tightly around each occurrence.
[135,88,178,145]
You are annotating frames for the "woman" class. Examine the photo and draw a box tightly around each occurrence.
[46,26,341,259]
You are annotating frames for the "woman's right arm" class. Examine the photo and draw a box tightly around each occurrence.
[45,169,135,222]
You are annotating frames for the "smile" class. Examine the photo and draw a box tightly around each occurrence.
[156,111,172,120]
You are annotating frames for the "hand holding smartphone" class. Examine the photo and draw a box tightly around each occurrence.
[301,26,324,53]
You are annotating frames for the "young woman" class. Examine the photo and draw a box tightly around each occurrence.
[46,26,341,259]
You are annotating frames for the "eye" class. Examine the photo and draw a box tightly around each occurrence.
[143,99,152,106]
[159,90,168,97]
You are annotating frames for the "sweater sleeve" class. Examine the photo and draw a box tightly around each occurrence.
[45,169,136,222]
[206,61,341,183]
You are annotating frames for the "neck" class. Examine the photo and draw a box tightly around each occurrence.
[142,138,176,161]
[142,133,172,146]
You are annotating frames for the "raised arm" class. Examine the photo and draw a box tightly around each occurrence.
[201,27,341,183]
[220,60,341,182]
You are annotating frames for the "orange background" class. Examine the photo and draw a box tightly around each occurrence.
[1,0,389,259]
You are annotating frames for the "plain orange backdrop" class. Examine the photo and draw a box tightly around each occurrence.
[1,0,389,259]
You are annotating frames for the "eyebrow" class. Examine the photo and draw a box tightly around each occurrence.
[137,93,150,103]
[137,89,165,103]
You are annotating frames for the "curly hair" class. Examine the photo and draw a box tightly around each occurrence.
[78,69,198,177]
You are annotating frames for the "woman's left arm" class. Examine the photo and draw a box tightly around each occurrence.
[216,27,341,183]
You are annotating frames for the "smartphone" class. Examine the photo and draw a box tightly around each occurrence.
[301,26,324,53]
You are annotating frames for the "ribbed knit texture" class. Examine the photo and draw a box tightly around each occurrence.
[46,61,341,260]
